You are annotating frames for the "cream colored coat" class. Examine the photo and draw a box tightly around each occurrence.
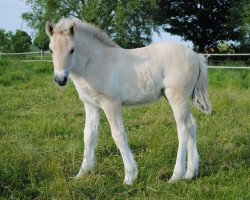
[46,18,211,185]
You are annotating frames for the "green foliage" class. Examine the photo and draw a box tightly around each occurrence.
[33,31,50,50]
[0,61,249,199]
[12,30,32,53]
[23,0,157,48]
[154,0,245,52]
[112,1,156,48]
[0,29,14,52]
[0,29,32,53]
[23,0,249,51]
[217,42,234,54]
[238,0,250,52]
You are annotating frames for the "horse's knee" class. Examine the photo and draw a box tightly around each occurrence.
[180,112,196,132]
[112,131,128,148]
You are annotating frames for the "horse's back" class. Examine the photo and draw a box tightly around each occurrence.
[145,42,200,93]
[117,42,199,105]
[127,42,200,90]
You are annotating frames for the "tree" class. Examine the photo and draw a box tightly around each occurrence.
[217,42,234,53]
[0,29,14,53]
[237,0,250,52]
[33,31,50,50]
[22,0,157,48]
[11,30,32,52]
[153,0,246,52]
[0,29,32,53]
[23,0,248,52]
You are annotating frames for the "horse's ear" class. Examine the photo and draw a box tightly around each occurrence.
[46,21,54,37]
[69,22,77,36]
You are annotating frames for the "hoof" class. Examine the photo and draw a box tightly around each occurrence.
[123,168,138,185]
[168,177,181,183]
[168,172,184,183]
[124,178,134,185]
[183,169,198,180]
[74,170,84,179]
[74,167,92,179]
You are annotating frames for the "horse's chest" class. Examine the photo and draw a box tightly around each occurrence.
[73,80,103,107]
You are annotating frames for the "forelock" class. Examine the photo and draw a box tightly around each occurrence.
[53,18,74,35]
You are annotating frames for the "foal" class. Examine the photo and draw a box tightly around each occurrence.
[46,18,211,185]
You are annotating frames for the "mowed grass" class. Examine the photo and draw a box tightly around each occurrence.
[0,60,249,200]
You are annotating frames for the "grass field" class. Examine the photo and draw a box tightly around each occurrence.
[0,60,249,199]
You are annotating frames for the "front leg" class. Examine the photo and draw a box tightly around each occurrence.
[75,103,101,178]
[103,102,138,185]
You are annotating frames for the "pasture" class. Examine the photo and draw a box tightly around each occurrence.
[0,60,249,199]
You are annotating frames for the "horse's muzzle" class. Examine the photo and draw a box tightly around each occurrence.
[54,75,68,86]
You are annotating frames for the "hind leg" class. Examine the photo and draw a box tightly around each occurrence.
[184,114,199,179]
[165,88,198,182]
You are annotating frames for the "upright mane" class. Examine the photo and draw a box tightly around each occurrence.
[55,18,119,48]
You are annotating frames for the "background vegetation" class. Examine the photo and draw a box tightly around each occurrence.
[0,61,249,199]
[0,1,249,53]
[22,0,249,52]
[0,29,32,53]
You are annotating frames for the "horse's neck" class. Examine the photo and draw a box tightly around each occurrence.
[71,35,101,75]
[71,33,127,85]
[71,39,106,77]
[76,36,121,70]
[76,33,103,58]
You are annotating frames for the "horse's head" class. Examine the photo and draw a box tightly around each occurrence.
[46,21,77,86]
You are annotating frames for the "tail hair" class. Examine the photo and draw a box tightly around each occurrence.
[192,54,212,114]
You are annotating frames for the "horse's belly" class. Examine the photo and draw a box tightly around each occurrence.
[121,67,163,105]
[121,84,163,106]
[121,93,162,106]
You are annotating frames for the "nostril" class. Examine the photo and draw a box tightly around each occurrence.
[54,75,68,86]
[63,76,68,83]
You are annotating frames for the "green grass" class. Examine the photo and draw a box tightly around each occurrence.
[207,60,249,67]
[0,60,249,199]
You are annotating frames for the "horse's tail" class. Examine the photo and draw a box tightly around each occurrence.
[192,54,212,114]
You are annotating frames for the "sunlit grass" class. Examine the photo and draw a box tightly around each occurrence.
[0,60,249,199]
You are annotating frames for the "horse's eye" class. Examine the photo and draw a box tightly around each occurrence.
[50,49,53,54]
[70,48,74,54]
